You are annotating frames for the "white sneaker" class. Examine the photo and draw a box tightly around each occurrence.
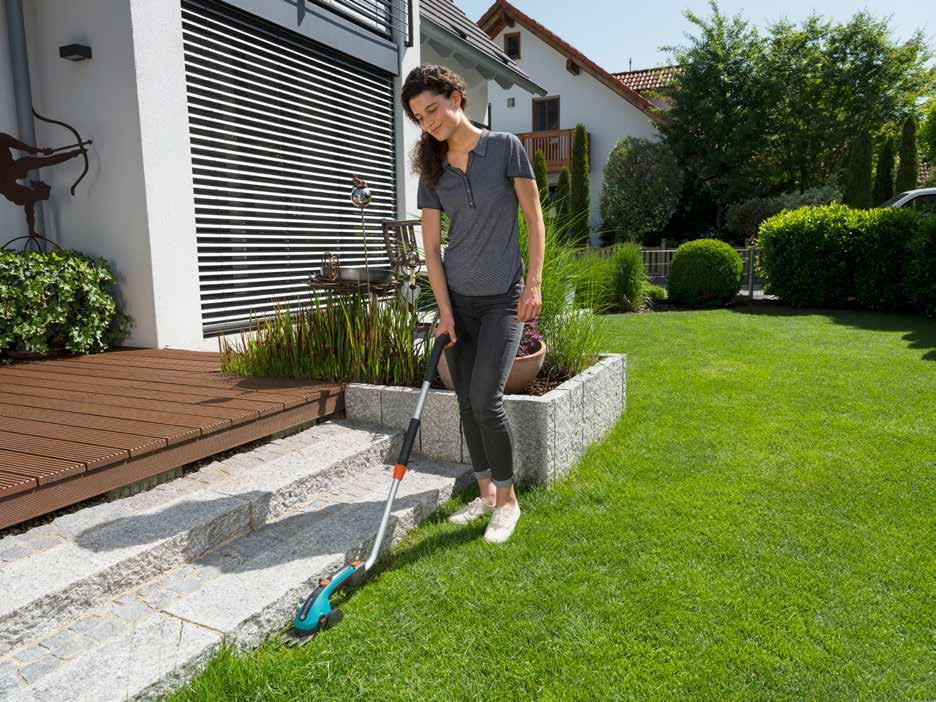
[448,497,495,525]
[484,503,521,544]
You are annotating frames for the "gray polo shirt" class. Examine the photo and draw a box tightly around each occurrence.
[416,129,535,296]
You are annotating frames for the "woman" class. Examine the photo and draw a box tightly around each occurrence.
[401,65,545,544]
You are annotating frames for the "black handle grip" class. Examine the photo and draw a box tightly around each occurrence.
[424,332,451,383]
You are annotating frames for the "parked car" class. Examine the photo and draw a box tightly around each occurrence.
[880,188,936,212]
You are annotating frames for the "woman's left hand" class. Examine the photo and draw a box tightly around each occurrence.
[516,283,542,322]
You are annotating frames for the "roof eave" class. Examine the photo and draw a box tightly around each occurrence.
[477,1,664,124]
[421,17,547,96]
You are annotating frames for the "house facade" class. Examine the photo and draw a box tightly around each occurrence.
[0,0,539,351]
[478,0,666,241]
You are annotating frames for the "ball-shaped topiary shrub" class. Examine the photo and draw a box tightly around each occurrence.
[667,239,743,308]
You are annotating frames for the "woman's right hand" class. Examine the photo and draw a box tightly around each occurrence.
[435,314,457,348]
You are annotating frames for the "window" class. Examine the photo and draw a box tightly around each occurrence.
[909,194,936,213]
[532,97,559,132]
[507,97,515,108]
[504,32,520,59]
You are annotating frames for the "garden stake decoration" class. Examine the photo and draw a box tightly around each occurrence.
[351,174,373,297]
[0,108,93,252]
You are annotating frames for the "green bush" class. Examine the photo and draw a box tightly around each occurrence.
[667,239,743,308]
[533,148,549,210]
[755,205,860,306]
[0,249,131,357]
[612,243,648,311]
[755,204,934,311]
[517,207,605,378]
[555,166,572,233]
[645,284,667,304]
[574,243,647,313]
[572,253,615,312]
[600,137,683,244]
[851,207,920,310]
[570,123,590,244]
[895,115,919,193]
[906,216,936,317]
[845,130,873,209]
[221,287,429,386]
[725,183,842,244]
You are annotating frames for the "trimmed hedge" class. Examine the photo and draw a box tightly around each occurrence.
[0,249,131,356]
[905,217,936,316]
[725,184,842,244]
[668,239,743,308]
[755,204,935,314]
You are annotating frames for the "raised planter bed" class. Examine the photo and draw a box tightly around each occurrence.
[345,353,626,485]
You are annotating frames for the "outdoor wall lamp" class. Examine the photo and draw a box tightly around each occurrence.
[59,44,91,61]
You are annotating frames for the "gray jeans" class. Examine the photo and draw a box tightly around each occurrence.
[445,280,524,487]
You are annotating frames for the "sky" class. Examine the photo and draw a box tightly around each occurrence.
[456,0,936,73]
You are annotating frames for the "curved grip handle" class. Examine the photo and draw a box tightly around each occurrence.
[424,332,451,383]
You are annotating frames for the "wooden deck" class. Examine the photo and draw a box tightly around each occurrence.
[0,348,344,530]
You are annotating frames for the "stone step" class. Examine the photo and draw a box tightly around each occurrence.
[0,455,471,702]
[0,420,401,657]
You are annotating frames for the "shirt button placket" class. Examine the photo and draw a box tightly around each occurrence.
[465,152,475,209]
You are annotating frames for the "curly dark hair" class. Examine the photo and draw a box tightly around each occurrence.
[400,64,469,189]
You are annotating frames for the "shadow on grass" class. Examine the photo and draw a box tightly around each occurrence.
[332,481,542,608]
[728,300,936,361]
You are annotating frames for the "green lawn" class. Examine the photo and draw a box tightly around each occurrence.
[167,305,935,701]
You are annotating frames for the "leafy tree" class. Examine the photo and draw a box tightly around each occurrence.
[600,137,684,243]
[845,131,873,209]
[659,1,769,224]
[895,115,919,192]
[570,123,590,244]
[533,148,549,210]
[761,13,930,192]
[921,98,936,164]
[661,1,933,224]
[872,138,896,204]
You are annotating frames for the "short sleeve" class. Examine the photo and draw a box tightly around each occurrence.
[505,133,535,179]
[417,176,443,211]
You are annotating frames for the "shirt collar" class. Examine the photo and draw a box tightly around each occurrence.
[444,129,490,167]
[473,129,490,157]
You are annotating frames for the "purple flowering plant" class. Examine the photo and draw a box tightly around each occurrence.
[516,317,543,357]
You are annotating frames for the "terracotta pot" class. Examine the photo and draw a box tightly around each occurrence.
[437,339,546,394]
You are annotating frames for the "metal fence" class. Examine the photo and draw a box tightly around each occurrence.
[592,241,764,297]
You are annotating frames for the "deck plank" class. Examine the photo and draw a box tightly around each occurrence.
[0,416,164,457]
[7,375,285,416]
[0,403,200,445]
[0,431,128,470]
[0,392,232,435]
[0,470,36,498]
[1,367,307,409]
[20,360,338,400]
[1,382,261,425]
[0,348,344,530]
[0,449,85,484]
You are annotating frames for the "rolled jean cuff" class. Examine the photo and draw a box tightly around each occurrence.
[474,469,492,481]
[493,476,515,488]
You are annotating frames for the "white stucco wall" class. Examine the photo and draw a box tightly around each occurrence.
[3,0,424,352]
[20,0,201,350]
[0,7,27,240]
[486,24,659,237]
[395,3,423,221]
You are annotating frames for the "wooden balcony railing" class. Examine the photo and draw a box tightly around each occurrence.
[516,128,590,173]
